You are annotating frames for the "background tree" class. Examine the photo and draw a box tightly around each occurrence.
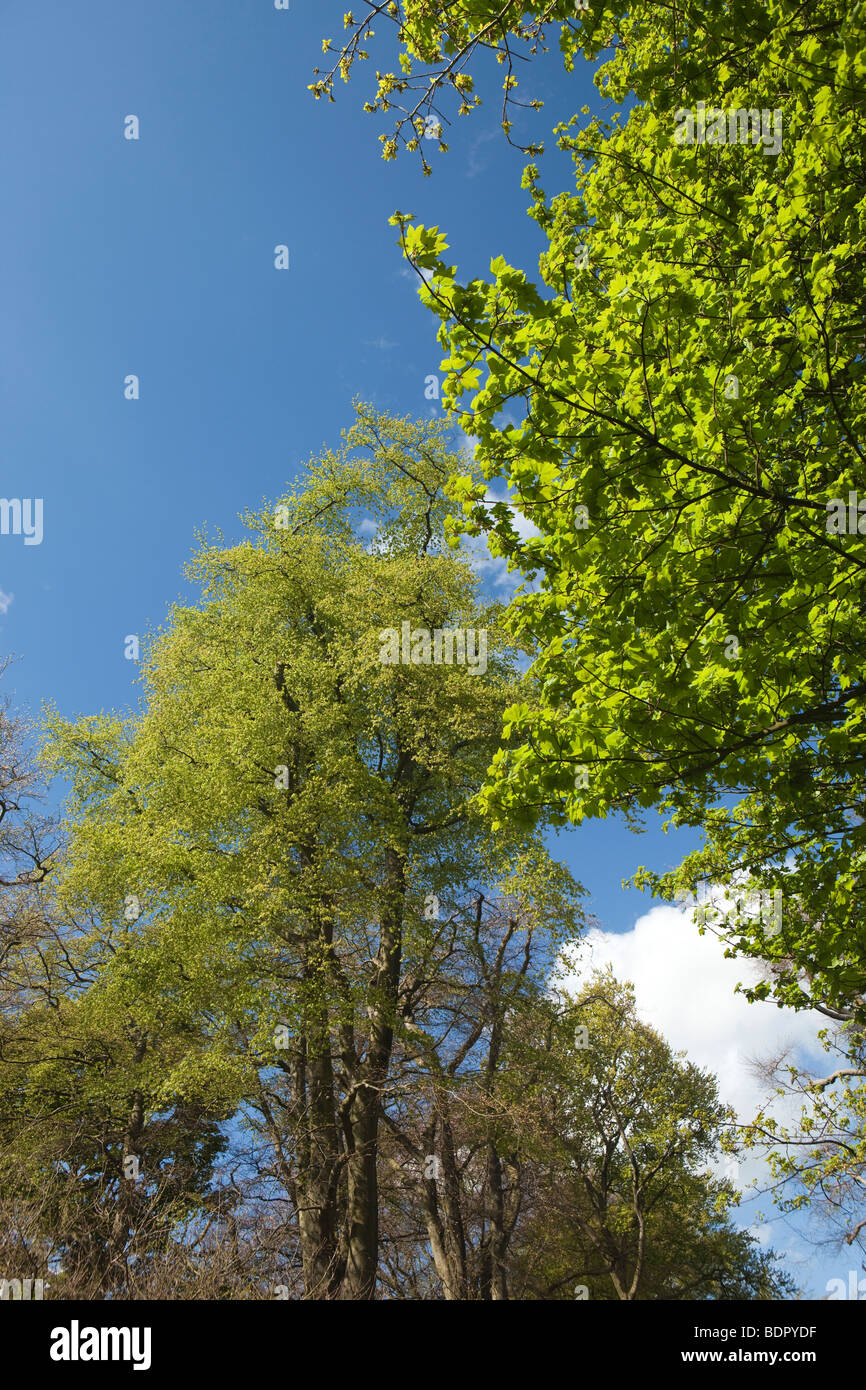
[509,972,796,1301]
[0,700,234,1302]
[739,1021,866,1261]
[0,993,232,1299]
[375,887,557,1301]
[375,949,796,1300]
[0,676,61,1022]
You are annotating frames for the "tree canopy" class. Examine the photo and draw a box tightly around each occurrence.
[321,1,866,1258]
[0,407,796,1297]
[30,407,583,1297]
[327,0,866,1026]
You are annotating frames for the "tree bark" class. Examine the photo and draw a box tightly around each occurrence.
[340,846,405,1299]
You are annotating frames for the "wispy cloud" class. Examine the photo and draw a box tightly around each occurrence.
[0,589,14,615]
[466,127,499,179]
[399,265,434,286]
[363,336,398,351]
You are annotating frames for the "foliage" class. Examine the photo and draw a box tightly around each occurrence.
[327,2,866,1033]
[31,406,583,1297]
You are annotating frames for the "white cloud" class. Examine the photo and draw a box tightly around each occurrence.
[0,590,13,615]
[746,1222,773,1248]
[453,440,540,596]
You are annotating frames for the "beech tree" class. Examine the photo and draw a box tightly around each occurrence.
[2,408,797,1298]
[39,405,584,1299]
[323,0,866,1027]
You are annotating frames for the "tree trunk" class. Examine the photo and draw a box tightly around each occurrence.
[340,846,405,1299]
[294,950,341,1298]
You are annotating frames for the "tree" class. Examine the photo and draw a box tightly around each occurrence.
[0,676,61,1023]
[40,404,585,1299]
[375,888,562,1301]
[509,972,795,1300]
[739,1021,866,1260]
[375,953,796,1300]
[324,2,866,1031]
[0,693,234,1300]
[0,994,232,1300]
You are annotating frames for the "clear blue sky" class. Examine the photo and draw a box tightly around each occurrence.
[0,0,843,1297]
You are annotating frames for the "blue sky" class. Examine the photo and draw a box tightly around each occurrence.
[0,0,850,1297]
[0,0,693,926]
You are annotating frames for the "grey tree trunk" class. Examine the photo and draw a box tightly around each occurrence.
[340,846,405,1299]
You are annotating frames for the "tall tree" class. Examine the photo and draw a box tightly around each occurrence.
[40,405,584,1299]
[324,1,866,1029]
